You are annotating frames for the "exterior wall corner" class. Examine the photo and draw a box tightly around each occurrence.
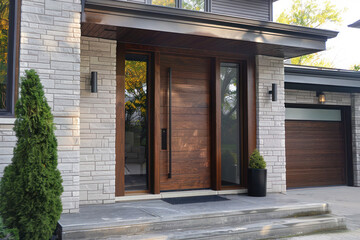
[255,55,286,193]
[19,0,82,213]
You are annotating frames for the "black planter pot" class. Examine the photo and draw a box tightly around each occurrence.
[247,168,267,197]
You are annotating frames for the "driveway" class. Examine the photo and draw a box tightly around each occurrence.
[284,186,360,239]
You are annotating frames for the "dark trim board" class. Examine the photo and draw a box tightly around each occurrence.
[285,104,354,187]
[285,65,360,92]
[285,83,360,93]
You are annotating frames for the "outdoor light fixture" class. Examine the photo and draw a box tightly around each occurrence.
[317,91,326,104]
[268,83,277,101]
[91,71,98,93]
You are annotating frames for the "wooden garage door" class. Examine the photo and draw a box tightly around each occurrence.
[286,118,346,188]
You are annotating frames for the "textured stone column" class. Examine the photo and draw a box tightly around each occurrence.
[19,0,81,213]
[80,37,116,204]
[256,55,286,193]
[351,93,360,187]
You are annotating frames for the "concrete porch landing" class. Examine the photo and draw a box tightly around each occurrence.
[59,189,348,239]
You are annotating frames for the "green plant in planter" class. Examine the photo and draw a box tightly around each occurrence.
[0,70,63,240]
[249,149,266,169]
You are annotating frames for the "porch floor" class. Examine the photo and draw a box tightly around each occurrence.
[60,190,325,231]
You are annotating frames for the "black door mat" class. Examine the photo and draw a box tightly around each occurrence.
[162,195,229,205]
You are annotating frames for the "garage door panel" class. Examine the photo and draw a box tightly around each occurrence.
[285,140,345,150]
[286,120,346,188]
[286,121,343,131]
[287,158,345,169]
[287,168,345,188]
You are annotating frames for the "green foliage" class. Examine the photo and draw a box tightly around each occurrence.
[277,0,342,28]
[277,0,343,67]
[249,149,266,169]
[0,70,63,240]
[0,216,19,240]
[352,64,360,71]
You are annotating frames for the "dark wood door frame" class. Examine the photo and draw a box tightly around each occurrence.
[212,58,256,190]
[285,103,354,186]
[115,46,154,196]
[116,43,257,196]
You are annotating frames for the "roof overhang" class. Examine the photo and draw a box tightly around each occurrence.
[83,0,338,58]
[285,65,360,93]
[349,20,360,28]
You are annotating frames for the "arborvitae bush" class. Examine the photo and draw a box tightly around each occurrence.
[0,70,63,240]
[249,149,266,169]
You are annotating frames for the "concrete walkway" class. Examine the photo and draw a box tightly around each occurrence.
[284,186,360,239]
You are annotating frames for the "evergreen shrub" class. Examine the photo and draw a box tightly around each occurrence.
[0,70,63,240]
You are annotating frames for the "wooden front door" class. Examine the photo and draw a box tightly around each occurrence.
[159,54,211,191]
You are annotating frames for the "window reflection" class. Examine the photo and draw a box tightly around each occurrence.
[0,0,9,110]
[183,0,205,11]
[125,54,149,191]
[221,63,241,186]
[152,0,176,8]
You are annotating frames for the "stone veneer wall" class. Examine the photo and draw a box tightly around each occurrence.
[80,37,117,204]
[352,94,360,187]
[256,55,286,193]
[18,0,81,213]
[0,125,16,178]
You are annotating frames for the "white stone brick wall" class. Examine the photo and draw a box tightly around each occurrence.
[352,93,360,187]
[0,125,16,178]
[256,55,286,193]
[285,89,351,106]
[19,0,81,213]
[80,37,116,205]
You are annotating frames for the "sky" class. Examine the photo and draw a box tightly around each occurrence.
[273,0,360,70]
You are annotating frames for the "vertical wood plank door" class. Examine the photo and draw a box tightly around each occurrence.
[160,54,211,191]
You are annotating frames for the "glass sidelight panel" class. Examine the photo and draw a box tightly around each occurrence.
[221,63,241,186]
[0,0,9,110]
[125,54,149,191]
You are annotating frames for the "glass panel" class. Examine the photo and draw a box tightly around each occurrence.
[182,0,205,11]
[125,54,149,191]
[152,0,176,8]
[286,108,341,122]
[0,0,9,110]
[221,63,241,186]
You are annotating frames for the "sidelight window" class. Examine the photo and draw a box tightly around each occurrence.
[220,62,241,186]
[124,54,149,191]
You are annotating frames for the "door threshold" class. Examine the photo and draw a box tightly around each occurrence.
[115,189,247,202]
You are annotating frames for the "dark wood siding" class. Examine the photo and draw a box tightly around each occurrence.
[211,0,271,21]
[286,121,346,188]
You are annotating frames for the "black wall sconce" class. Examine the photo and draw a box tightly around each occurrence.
[268,83,277,101]
[91,71,97,93]
[317,91,325,104]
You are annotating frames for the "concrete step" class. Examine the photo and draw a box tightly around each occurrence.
[111,214,346,240]
[61,203,342,239]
